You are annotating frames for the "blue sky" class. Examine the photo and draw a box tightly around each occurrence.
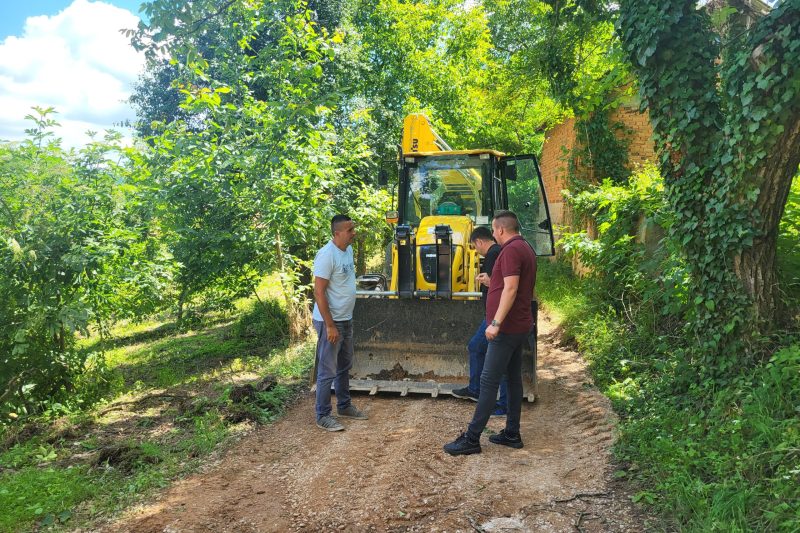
[0,1,144,39]
[0,0,146,148]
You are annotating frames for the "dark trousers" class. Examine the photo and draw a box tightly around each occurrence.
[468,319,508,409]
[466,331,527,441]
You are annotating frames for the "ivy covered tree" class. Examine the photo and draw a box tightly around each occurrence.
[618,1,800,358]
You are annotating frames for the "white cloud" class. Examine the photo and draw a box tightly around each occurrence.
[0,0,144,148]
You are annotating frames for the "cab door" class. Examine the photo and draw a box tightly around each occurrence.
[500,155,555,257]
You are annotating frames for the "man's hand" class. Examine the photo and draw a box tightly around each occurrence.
[326,322,340,344]
[315,276,339,344]
[476,273,490,287]
[486,275,518,342]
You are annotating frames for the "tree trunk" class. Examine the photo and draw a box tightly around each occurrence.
[288,243,313,302]
[355,235,367,276]
[276,231,309,342]
[177,284,188,325]
[734,121,800,325]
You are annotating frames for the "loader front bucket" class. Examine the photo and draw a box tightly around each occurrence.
[312,298,537,402]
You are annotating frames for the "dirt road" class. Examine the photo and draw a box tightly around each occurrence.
[108,313,645,532]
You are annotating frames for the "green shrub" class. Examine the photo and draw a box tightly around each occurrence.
[778,174,800,305]
[234,298,290,348]
[542,164,800,531]
[0,112,170,420]
[618,345,800,531]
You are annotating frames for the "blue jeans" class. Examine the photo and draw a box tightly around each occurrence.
[467,331,526,441]
[313,319,354,418]
[468,319,508,409]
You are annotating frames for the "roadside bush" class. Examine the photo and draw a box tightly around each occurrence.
[543,164,800,530]
[557,166,682,389]
[0,111,170,420]
[234,298,290,348]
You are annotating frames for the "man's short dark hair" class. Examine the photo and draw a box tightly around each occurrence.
[331,214,352,234]
[470,226,495,243]
[493,210,520,232]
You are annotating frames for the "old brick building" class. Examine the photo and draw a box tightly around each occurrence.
[539,102,656,230]
[540,0,772,228]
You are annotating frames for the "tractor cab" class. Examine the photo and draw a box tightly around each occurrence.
[389,144,554,299]
[399,149,555,255]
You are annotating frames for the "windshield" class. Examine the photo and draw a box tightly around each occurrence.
[405,155,490,225]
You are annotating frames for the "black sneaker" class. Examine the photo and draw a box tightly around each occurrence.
[451,387,479,402]
[488,429,523,449]
[443,433,481,456]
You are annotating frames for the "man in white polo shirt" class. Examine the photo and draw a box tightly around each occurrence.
[312,214,369,431]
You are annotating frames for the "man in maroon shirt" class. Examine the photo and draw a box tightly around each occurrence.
[444,210,537,455]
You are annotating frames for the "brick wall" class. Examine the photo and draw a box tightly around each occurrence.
[539,105,656,271]
[610,106,655,170]
[539,117,576,227]
[540,106,656,228]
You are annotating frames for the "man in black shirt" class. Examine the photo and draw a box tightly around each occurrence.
[451,226,508,415]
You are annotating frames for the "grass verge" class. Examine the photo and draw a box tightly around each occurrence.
[0,294,314,532]
[537,260,800,532]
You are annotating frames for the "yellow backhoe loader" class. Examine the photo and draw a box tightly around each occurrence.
[317,114,555,401]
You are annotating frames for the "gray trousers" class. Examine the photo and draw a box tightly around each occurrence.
[313,319,354,418]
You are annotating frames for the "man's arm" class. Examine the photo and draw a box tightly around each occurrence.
[483,245,500,274]
[314,276,340,344]
[485,275,519,340]
[477,245,501,287]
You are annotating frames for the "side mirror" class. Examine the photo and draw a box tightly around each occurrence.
[378,168,388,186]
[538,219,551,231]
[385,210,399,224]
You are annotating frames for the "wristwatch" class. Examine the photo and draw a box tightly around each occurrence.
[490,319,500,327]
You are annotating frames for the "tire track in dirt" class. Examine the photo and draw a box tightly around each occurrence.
[99,312,645,532]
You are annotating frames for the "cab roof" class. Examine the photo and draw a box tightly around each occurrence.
[403,149,506,158]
